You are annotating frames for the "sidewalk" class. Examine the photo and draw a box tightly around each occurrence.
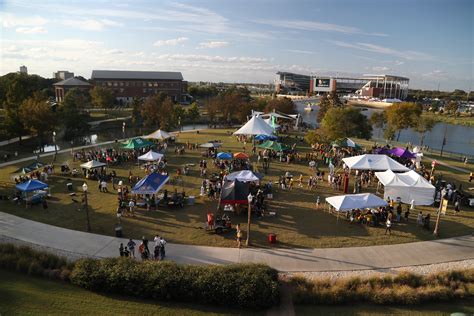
[1,212,473,272]
[424,156,471,173]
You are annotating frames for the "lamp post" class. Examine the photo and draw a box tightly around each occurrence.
[122,122,126,139]
[52,131,57,162]
[82,183,91,232]
[178,116,181,132]
[246,193,253,246]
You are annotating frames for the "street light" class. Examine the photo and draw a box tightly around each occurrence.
[246,193,253,246]
[122,122,126,139]
[82,182,91,232]
[178,116,181,131]
[52,131,57,162]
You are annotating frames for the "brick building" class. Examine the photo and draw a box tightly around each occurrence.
[53,77,92,102]
[90,70,188,104]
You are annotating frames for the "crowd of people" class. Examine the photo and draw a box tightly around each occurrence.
[119,235,167,261]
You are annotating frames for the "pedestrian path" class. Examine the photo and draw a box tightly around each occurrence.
[424,156,471,173]
[87,116,131,126]
[1,212,473,272]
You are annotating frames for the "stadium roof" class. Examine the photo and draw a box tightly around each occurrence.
[91,70,183,80]
[53,77,91,86]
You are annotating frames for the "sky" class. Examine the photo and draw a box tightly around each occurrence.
[0,0,472,91]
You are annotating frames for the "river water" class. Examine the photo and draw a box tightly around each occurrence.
[295,100,474,157]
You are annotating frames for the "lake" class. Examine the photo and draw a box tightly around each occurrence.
[295,100,474,157]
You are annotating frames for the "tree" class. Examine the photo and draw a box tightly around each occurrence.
[140,93,167,127]
[304,129,329,146]
[264,97,295,114]
[328,91,344,108]
[59,89,91,142]
[320,107,372,140]
[19,92,58,151]
[414,116,436,146]
[90,86,114,110]
[385,102,422,141]
[160,97,177,130]
[317,93,330,123]
[186,102,200,128]
[130,98,144,126]
[444,101,458,114]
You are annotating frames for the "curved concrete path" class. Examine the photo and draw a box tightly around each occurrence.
[1,212,473,272]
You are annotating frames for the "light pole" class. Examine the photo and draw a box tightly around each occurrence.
[433,189,446,236]
[178,116,181,132]
[122,122,126,139]
[246,193,253,246]
[52,131,57,162]
[82,183,91,232]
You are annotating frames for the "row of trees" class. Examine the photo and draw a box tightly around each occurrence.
[408,89,472,102]
[205,87,296,125]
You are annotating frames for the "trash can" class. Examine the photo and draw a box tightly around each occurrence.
[268,233,277,244]
[188,196,195,205]
[115,224,123,237]
[67,183,73,192]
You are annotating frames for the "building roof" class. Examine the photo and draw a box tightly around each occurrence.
[53,77,91,86]
[91,70,183,81]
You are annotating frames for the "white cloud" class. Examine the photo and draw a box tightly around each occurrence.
[61,19,123,31]
[198,41,229,49]
[2,14,48,28]
[328,40,432,60]
[153,37,189,47]
[285,49,315,55]
[15,26,47,34]
[422,70,447,78]
[394,60,405,65]
[372,66,391,72]
[256,19,387,36]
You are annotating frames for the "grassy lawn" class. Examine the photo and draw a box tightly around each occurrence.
[0,129,472,249]
[0,269,255,316]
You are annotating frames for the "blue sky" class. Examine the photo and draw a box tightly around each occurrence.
[1,0,472,91]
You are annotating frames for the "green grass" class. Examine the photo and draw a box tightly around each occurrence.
[0,269,255,315]
[422,111,474,127]
[1,129,472,248]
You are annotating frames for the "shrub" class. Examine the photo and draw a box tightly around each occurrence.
[70,258,279,309]
[288,269,474,306]
[0,243,71,281]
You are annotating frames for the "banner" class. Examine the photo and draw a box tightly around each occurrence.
[441,198,448,215]
[315,78,330,87]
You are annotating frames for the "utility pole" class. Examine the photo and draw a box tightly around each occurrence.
[82,183,91,232]
[440,124,448,157]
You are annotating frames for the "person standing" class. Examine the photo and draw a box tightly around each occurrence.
[127,239,136,258]
[128,199,135,217]
[396,204,402,222]
[417,211,423,226]
[160,237,167,259]
[454,200,460,215]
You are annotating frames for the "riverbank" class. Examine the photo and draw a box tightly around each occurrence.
[422,111,474,127]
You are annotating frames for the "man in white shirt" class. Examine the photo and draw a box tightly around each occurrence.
[101,180,108,192]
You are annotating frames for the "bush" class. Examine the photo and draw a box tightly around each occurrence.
[70,258,279,309]
[0,243,71,281]
[287,269,474,305]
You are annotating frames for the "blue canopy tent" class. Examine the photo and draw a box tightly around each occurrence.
[217,152,233,160]
[15,179,49,207]
[16,179,48,192]
[255,134,278,141]
[131,173,169,195]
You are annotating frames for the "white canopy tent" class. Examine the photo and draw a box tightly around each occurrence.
[225,170,261,182]
[326,193,388,212]
[138,150,164,162]
[144,129,172,140]
[233,115,274,136]
[375,170,435,206]
[80,160,106,170]
[342,154,409,171]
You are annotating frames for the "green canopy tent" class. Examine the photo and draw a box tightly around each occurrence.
[331,138,362,150]
[121,137,155,150]
[257,140,290,152]
[12,161,45,174]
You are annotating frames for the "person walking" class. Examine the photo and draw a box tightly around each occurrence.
[127,239,136,258]
[396,204,402,222]
[385,211,393,235]
[128,199,135,217]
[236,224,242,248]
[454,200,460,215]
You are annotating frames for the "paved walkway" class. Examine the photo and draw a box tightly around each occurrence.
[1,212,473,272]
[424,156,471,173]
[88,116,131,126]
